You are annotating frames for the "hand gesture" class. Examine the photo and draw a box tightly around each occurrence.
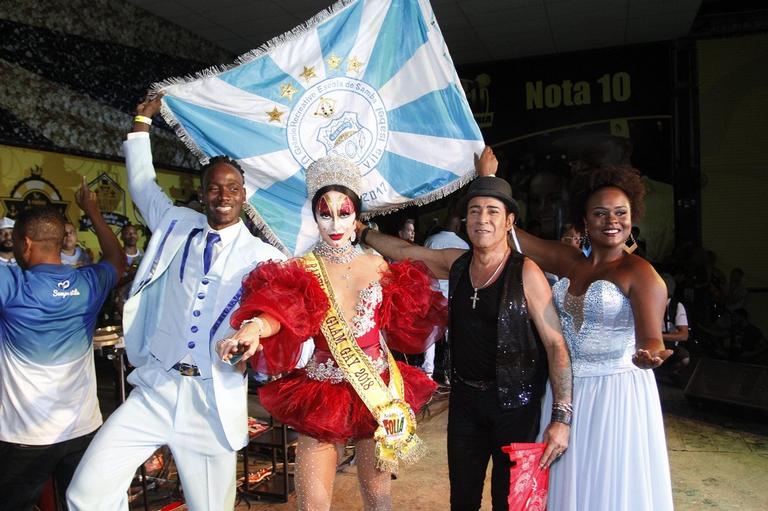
[632,347,673,369]
[135,91,164,119]
[539,421,569,468]
[216,320,264,368]
[75,176,99,217]
[474,146,498,177]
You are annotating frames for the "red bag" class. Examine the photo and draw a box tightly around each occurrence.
[501,442,549,511]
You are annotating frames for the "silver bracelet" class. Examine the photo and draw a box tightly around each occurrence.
[241,316,265,335]
[551,402,573,426]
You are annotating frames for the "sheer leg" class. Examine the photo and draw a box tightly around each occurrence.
[354,438,392,511]
[295,435,342,511]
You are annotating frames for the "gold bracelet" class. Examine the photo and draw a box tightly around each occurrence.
[134,115,153,126]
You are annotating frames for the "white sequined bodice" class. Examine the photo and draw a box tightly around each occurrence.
[351,281,382,337]
[553,278,637,377]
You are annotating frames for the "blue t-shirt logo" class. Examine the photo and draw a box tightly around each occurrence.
[53,278,81,297]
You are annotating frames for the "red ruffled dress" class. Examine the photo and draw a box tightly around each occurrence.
[232,259,446,444]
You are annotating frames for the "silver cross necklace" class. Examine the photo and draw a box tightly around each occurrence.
[468,249,509,310]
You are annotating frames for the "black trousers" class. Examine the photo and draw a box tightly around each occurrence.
[433,334,450,384]
[448,380,541,511]
[0,431,96,511]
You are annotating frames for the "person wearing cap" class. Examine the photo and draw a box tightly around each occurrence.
[355,147,572,511]
[0,217,17,267]
[0,181,124,510]
[66,96,285,510]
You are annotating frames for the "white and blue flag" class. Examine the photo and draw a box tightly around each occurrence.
[156,0,484,255]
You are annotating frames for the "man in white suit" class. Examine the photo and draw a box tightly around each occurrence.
[68,97,285,510]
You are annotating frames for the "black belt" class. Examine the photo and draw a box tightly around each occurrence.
[171,362,201,377]
[454,373,495,391]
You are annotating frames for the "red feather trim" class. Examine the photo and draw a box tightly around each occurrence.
[380,260,448,354]
[232,260,328,374]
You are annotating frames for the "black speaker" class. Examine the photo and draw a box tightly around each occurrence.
[684,358,768,411]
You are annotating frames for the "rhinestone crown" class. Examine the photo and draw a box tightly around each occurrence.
[305,155,362,200]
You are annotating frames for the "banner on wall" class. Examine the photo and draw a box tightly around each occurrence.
[1,165,69,219]
[0,144,199,253]
[460,43,671,147]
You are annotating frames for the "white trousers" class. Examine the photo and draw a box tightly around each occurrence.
[421,344,435,375]
[67,361,236,510]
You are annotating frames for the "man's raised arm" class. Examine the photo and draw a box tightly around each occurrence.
[124,95,174,231]
[75,177,125,277]
[356,223,465,280]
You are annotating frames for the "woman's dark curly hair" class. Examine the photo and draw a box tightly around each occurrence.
[568,165,646,232]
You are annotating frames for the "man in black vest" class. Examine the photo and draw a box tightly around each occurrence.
[356,154,572,511]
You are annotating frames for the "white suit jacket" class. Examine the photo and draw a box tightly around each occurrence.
[121,136,285,450]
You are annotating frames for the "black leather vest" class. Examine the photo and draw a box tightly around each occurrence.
[449,250,549,409]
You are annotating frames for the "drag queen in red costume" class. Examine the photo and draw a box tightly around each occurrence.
[216,155,446,510]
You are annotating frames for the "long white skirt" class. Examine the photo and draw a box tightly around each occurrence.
[538,368,674,510]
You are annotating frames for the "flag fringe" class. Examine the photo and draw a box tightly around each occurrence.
[234,0,359,67]
[151,0,359,165]
[242,202,290,256]
[151,0,357,92]
[359,170,477,221]
[158,102,210,164]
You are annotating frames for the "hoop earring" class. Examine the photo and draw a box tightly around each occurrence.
[623,232,638,254]
[582,231,592,258]
[350,230,356,243]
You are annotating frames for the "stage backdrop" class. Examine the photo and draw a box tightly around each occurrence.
[0,144,199,255]
[458,42,675,263]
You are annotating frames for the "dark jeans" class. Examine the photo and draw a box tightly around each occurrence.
[448,380,541,511]
[0,431,96,511]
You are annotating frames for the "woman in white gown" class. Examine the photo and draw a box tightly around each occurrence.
[478,150,675,510]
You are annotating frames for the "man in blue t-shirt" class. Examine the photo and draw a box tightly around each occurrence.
[0,179,124,510]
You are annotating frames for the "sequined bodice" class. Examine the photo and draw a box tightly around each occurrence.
[307,280,385,383]
[350,281,382,338]
[552,278,637,377]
